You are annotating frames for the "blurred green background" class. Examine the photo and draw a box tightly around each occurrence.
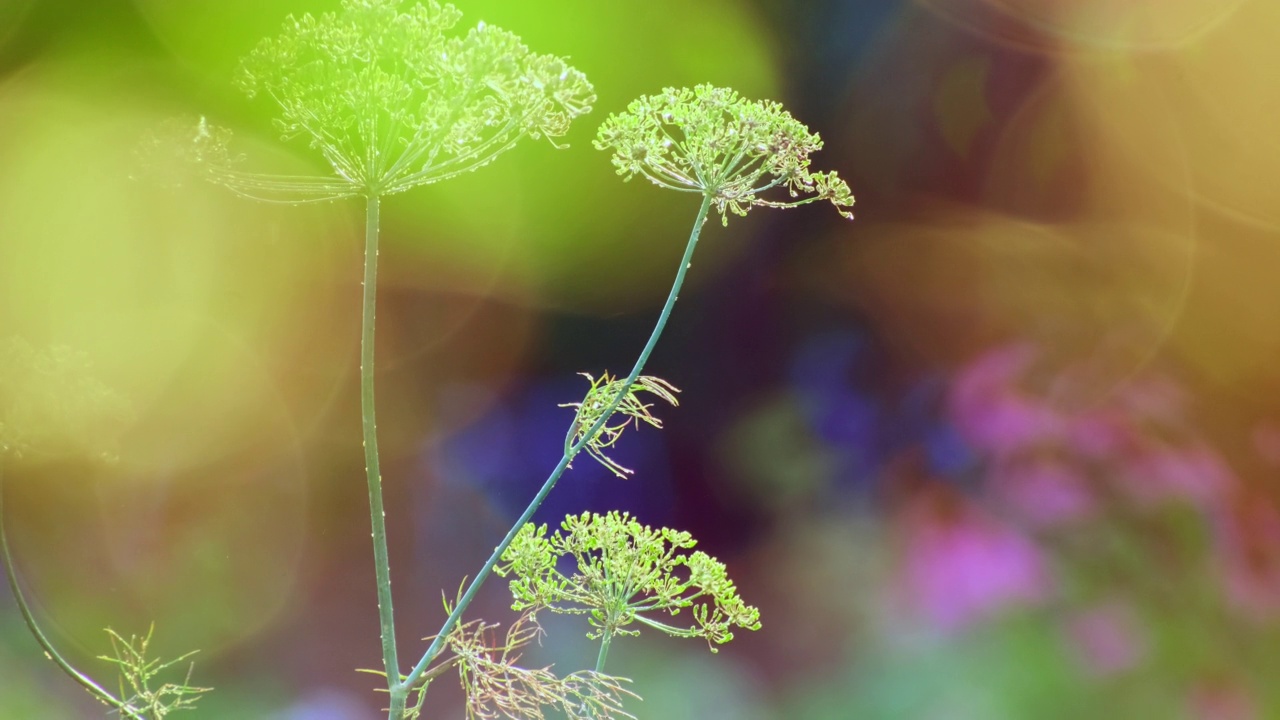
[5,0,1280,718]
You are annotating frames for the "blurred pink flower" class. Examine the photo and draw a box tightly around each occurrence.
[1113,375,1187,427]
[1216,502,1280,620]
[1189,680,1258,720]
[949,344,1063,458]
[990,457,1096,528]
[1250,421,1280,468]
[1064,407,1132,460]
[1118,441,1236,510]
[950,344,1200,471]
[896,496,1052,632]
[1064,601,1145,677]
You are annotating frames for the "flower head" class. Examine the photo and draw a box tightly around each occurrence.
[133,116,240,190]
[895,496,1051,632]
[158,0,594,200]
[496,511,761,652]
[0,338,130,462]
[594,84,853,224]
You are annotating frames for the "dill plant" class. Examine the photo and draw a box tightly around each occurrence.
[129,2,855,717]
[141,0,593,714]
[397,80,856,715]
[476,82,854,685]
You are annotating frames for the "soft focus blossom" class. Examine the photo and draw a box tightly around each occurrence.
[989,457,1097,528]
[1250,421,1280,468]
[1189,680,1259,720]
[948,344,1063,457]
[1215,502,1280,621]
[895,494,1052,632]
[1112,376,1188,428]
[951,344,1235,515]
[1064,406,1132,460]
[1116,440,1236,510]
[1064,601,1146,678]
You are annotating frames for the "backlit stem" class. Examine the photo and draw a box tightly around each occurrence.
[0,462,145,719]
[398,192,717,697]
[360,194,405,718]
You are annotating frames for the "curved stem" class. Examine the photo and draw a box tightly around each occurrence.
[360,194,403,719]
[0,462,145,719]
[399,192,716,695]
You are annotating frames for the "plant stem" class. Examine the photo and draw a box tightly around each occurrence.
[398,192,717,697]
[0,462,145,719]
[360,193,403,717]
[594,628,614,674]
[585,626,616,720]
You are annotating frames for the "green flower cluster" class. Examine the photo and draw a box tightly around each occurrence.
[496,511,761,651]
[133,116,240,190]
[594,84,855,224]
[0,338,129,462]
[234,0,595,195]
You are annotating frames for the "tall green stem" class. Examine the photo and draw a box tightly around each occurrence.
[398,193,716,697]
[0,463,144,719]
[361,194,403,717]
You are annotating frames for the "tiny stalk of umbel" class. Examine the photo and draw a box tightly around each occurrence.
[145,1,595,717]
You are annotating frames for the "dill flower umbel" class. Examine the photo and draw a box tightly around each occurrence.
[595,84,853,224]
